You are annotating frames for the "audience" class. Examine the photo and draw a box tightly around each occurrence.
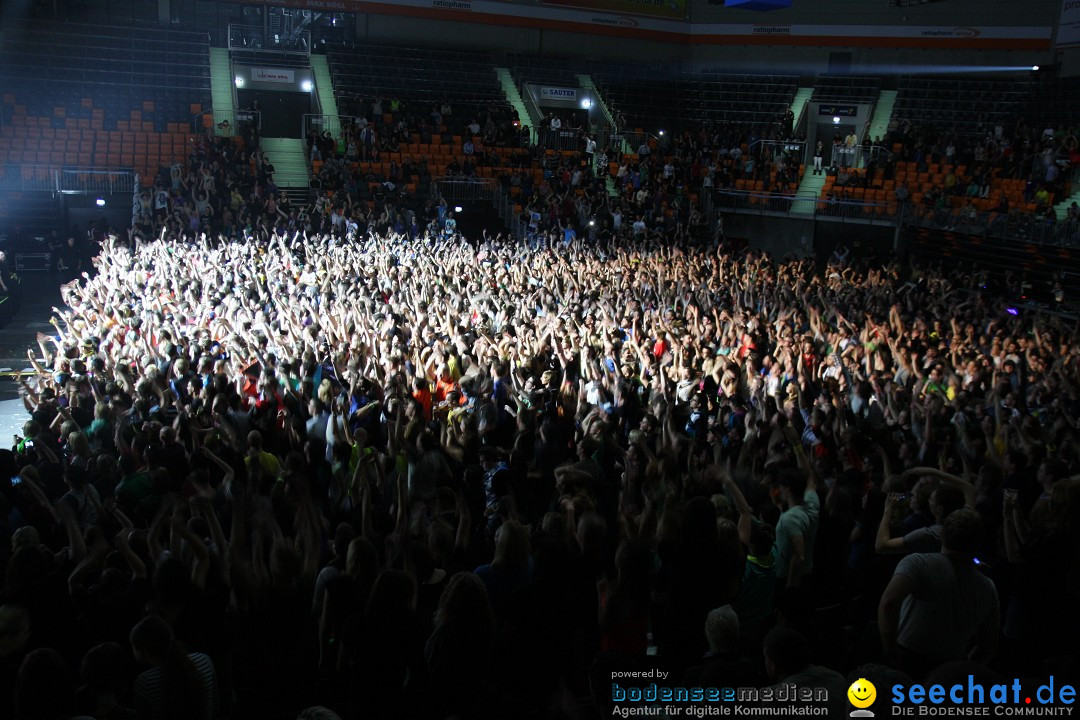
[1,97,1080,720]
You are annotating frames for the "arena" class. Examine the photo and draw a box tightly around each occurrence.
[0,1,1079,719]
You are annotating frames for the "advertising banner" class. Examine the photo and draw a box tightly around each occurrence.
[252,67,296,83]
[540,87,579,102]
[540,0,687,21]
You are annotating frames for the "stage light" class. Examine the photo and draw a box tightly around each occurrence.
[833,116,841,124]
[235,77,244,88]
[658,129,665,136]
[581,98,592,109]
[1032,65,1040,71]
[454,206,462,213]
[588,219,595,226]
[301,80,313,92]
[95,198,105,207]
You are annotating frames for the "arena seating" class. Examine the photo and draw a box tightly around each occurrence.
[892,75,1036,137]
[328,43,506,118]
[508,54,583,89]
[593,66,798,135]
[0,22,210,181]
[811,75,882,102]
[1028,76,1080,130]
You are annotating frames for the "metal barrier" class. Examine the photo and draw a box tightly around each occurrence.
[0,165,57,192]
[537,127,584,153]
[620,130,672,157]
[302,114,357,144]
[829,145,893,170]
[58,168,137,195]
[194,109,260,138]
[493,182,528,240]
[434,177,528,238]
[708,188,899,225]
[228,24,310,56]
[704,183,1079,245]
[710,189,818,216]
[434,177,497,204]
[752,139,807,165]
[0,165,136,194]
[899,202,1080,247]
[132,173,141,228]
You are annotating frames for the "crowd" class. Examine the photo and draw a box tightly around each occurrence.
[0,219,1077,720]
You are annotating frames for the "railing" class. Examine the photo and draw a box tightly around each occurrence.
[829,145,893,170]
[0,165,57,192]
[704,181,1080,246]
[433,177,497,204]
[493,182,528,240]
[57,168,137,195]
[519,83,545,145]
[131,173,141,228]
[193,109,261,138]
[708,188,899,224]
[900,202,1080,247]
[434,177,526,238]
[1016,149,1070,184]
[0,165,136,194]
[302,114,356,145]
[536,127,584,153]
[622,130,672,157]
[710,189,816,216]
[751,139,806,164]
[228,24,311,56]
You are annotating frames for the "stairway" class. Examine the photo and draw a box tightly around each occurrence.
[867,89,897,143]
[577,73,623,196]
[209,48,236,137]
[1052,184,1080,221]
[260,137,309,203]
[790,86,814,130]
[494,68,536,144]
[793,165,828,214]
[579,74,629,157]
[310,55,340,119]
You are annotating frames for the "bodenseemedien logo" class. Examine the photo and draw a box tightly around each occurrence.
[848,678,877,717]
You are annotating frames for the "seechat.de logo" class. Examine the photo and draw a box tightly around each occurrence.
[890,675,1075,716]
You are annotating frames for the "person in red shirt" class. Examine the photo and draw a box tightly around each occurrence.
[412,377,433,422]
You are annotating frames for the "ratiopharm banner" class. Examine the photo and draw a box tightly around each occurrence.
[541,0,687,20]
[1057,0,1080,46]
[215,0,1051,49]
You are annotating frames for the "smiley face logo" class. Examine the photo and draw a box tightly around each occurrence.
[848,678,877,709]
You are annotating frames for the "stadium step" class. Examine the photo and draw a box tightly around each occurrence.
[790,86,815,129]
[209,48,237,137]
[494,68,537,145]
[260,137,310,191]
[309,55,339,120]
[795,163,828,210]
[867,89,897,142]
[1052,184,1080,221]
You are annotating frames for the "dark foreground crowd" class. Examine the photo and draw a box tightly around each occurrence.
[1,228,1078,720]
